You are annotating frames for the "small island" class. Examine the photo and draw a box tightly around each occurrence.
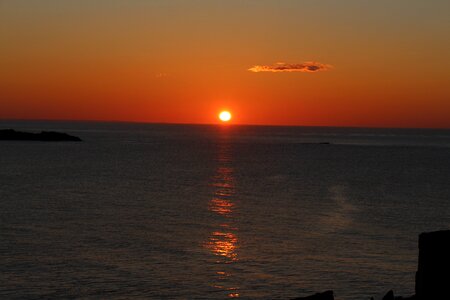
[0,129,82,142]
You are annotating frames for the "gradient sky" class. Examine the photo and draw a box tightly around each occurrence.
[1,0,450,127]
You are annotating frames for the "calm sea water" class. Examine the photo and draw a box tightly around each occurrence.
[1,121,449,300]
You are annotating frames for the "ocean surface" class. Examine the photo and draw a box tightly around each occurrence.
[1,121,449,300]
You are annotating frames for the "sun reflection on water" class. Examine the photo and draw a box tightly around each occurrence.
[204,136,240,297]
[207,231,238,260]
[209,198,234,216]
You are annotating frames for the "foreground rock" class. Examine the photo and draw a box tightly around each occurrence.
[416,230,450,299]
[0,129,82,141]
[291,290,334,300]
[291,230,449,300]
[376,289,416,300]
[373,230,450,299]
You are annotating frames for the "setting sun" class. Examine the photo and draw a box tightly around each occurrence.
[219,111,232,122]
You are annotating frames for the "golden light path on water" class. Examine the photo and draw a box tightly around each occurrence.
[204,131,240,298]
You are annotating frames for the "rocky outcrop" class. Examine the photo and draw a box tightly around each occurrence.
[415,230,450,299]
[291,290,334,300]
[381,290,394,300]
[0,129,82,141]
[371,230,450,299]
[291,230,449,300]
[377,290,416,300]
[372,230,449,299]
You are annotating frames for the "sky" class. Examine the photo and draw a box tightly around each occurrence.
[1,0,450,127]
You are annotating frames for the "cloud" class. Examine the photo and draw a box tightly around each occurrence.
[248,62,332,73]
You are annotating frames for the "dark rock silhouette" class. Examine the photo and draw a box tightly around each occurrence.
[291,290,334,300]
[372,230,449,299]
[372,291,410,300]
[291,230,449,300]
[415,230,450,299]
[0,129,82,141]
[377,290,416,300]
[382,290,394,300]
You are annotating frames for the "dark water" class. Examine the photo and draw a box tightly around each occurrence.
[1,121,449,300]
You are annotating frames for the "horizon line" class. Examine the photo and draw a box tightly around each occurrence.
[1,117,449,130]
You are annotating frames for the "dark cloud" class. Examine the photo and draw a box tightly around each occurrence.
[248,62,332,73]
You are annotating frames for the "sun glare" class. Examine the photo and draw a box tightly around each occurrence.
[219,111,232,122]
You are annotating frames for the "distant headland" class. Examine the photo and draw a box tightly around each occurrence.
[0,129,82,142]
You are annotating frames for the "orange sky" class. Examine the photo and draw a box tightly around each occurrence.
[1,1,450,128]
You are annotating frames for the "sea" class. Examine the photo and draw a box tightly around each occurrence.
[1,120,449,300]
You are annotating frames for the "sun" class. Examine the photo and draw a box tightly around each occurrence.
[219,111,232,122]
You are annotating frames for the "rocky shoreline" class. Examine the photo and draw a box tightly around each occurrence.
[292,230,450,300]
